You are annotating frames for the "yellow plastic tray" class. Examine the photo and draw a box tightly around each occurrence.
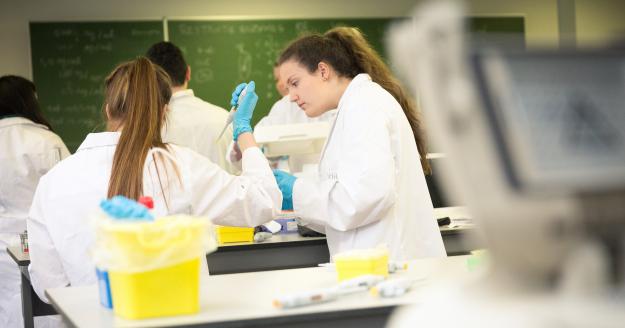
[216,226,254,244]
[334,249,389,281]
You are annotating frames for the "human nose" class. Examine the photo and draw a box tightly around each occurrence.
[288,90,298,102]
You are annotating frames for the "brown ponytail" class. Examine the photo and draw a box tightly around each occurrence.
[104,57,173,200]
[278,27,431,174]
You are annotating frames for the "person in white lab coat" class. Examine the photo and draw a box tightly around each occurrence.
[27,58,281,305]
[274,27,446,261]
[0,75,69,327]
[146,41,236,173]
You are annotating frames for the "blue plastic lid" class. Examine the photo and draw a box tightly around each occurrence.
[99,195,154,221]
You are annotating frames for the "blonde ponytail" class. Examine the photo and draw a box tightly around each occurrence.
[105,57,173,199]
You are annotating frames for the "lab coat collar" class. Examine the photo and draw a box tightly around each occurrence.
[337,73,371,110]
[0,116,49,130]
[170,89,195,102]
[76,132,120,152]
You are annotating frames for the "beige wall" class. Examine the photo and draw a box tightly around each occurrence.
[576,0,625,47]
[467,0,560,47]
[0,0,622,78]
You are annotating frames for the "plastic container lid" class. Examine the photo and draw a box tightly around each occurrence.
[100,196,153,221]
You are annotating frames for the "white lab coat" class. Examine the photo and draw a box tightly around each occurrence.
[0,117,69,327]
[293,74,446,261]
[163,89,236,173]
[227,96,337,171]
[27,132,281,304]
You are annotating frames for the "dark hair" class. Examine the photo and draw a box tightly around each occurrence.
[105,57,174,201]
[146,41,188,86]
[0,75,54,131]
[278,27,431,174]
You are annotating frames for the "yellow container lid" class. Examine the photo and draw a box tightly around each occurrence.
[94,215,214,273]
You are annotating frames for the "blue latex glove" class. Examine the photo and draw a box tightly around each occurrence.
[100,196,154,221]
[273,169,297,211]
[231,81,258,141]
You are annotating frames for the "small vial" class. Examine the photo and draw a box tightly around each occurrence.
[20,230,29,253]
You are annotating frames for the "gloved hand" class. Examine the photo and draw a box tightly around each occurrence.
[100,195,154,221]
[273,169,297,211]
[231,81,258,141]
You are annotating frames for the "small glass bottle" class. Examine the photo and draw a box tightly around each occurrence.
[19,230,29,253]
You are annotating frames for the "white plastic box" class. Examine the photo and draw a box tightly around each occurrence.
[254,122,331,158]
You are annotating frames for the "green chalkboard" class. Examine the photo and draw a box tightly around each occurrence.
[168,18,393,126]
[469,17,525,49]
[30,21,164,152]
[168,17,524,126]
[29,17,523,152]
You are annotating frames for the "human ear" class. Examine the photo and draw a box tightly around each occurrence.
[318,62,331,81]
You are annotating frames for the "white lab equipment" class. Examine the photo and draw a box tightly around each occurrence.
[318,261,408,274]
[387,262,409,273]
[253,231,272,242]
[336,274,385,292]
[273,274,385,309]
[217,84,249,140]
[254,121,331,174]
[225,96,337,173]
[387,1,625,327]
[370,278,415,298]
[273,288,338,309]
[254,122,331,158]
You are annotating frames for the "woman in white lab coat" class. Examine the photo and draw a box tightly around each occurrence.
[0,76,69,327]
[274,27,446,261]
[27,58,281,304]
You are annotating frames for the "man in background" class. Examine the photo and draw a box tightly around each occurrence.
[146,41,235,173]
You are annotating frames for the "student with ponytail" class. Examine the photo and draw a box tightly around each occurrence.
[274,27,445,261]
[27,57,281,303]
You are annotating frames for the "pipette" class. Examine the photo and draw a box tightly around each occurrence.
[272,275,385,309]
[335,274,385,295]
[217,84,249,140]
[272,288,338,309]
[318,261,408,273]
[369,278,415,298]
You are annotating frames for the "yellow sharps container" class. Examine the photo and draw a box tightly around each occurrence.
[98,216,210,319]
